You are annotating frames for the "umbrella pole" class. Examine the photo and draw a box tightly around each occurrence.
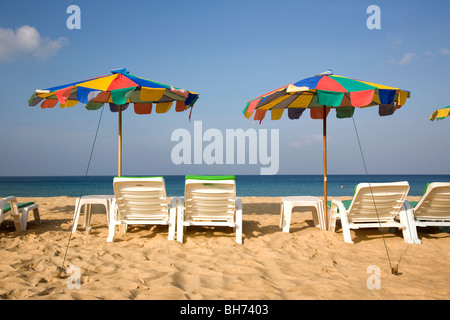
[118,105,122,177]
[323,105,328,230]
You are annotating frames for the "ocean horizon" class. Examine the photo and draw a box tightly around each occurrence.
[1,174,449,198]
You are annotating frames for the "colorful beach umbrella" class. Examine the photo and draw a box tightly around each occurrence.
[429,106,450,121]
[243,70,411,230]
[28,68,199,176]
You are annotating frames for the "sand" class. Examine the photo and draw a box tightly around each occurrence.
[0,195,449,300]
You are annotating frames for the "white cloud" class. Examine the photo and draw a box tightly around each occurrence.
[385,33,402,48]
[289,133,322,148]
[439,48,450,55]
[388,52,416,65]
[0,25,67,61]
[425,51,434,59]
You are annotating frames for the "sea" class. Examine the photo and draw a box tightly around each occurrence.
[1,175,449,198]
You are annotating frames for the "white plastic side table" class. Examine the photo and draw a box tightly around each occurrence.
[280,196,326,232]
[72,195,114,234]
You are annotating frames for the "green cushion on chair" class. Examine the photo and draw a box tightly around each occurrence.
[406,184,429,209]
[185,175,235,181]
[3,202,35,213]
[327,184,358,210]
[342,199,352,210]
[327,199,352,210]
[409,183,430,209]
[409,201,418,208]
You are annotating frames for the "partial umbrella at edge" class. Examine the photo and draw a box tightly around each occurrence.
[430,106,450,121]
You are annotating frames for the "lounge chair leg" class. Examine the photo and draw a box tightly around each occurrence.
[20,205,41,230]
[279,202,284,229]
[72,199,83,233]
[19,209,29,231]
[235,222,242,244]
[107,201,117,243]
[177,208,184,243]
[340,212,354,244]
[399,202,421,244]
[13,215,22,232]
[119,223,127,234]
[33,208,41,225]
[329,203,338,232]
[168,222,175,240]
[6,200,23,232]
[312,207,320,228]
[281,203,292,233]
[107,224,116,242]
[83,204,90,227]
[235,198,243,244]
[177,223,184,243]
[85,204,92,229]
[168,198,177,241]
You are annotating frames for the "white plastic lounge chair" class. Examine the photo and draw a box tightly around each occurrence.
[177,175,243,244]
[107,177,177,242]
[0,197,40,231]
[329,181,420,244]
[404,182,450,239]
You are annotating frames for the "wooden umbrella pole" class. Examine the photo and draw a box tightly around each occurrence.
[118,105,122,177]
[323,105,328,230]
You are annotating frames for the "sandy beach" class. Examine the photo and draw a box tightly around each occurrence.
[0,195,449,300]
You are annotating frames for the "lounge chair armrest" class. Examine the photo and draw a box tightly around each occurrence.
[1,196,17,202]
[0,196,18,209]
[331,199,347,216]
[0,196,21,231]
[0,196,19,215]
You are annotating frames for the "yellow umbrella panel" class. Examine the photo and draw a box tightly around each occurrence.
[430,106,450,121]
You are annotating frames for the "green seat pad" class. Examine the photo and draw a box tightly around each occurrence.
[327,199,352,210]
[327,184,359,211]
[408,183,430,209]
[408,201,418,208]
[3,202,35,213]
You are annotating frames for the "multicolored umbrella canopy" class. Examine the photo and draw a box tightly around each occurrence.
[28,68,199,114]
[429,106,450,121]
[243,70,411,230]
[243,70,410,122]
[28,68,199,176]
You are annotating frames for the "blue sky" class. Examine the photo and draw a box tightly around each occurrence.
[0,0,449,176]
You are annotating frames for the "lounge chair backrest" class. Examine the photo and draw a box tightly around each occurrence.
[414,182,450,220]
[348,181,410,223]
[113,177,168,221]
[184,178,236,221]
